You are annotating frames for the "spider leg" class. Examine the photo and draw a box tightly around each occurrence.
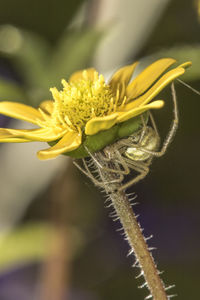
[138,114,148,143]
[132,82,178,158]
[124,156,152,171]
[74,158,121,188]
[95,151,127,184]
[84,145,130,176]
[111,149,130,175]
[73,159,103,187]
[118,159,150,191]
[149,111,159,136]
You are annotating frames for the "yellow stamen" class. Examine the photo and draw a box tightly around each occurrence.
[118,96,127,110]
[48,73,117,131]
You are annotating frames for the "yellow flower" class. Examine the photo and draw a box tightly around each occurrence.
[0,58,191,160]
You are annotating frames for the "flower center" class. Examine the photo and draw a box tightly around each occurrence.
[50,70,116,131]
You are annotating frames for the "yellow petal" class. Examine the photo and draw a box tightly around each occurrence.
[69,68,97,82]
[85,113,119,135]
[126,58,176,99]
[1,138,30,142]
[117,100,164,123]
[37,131,82,160]
[39,100,54,114]
[109,62,138,92]
[0,127,65,142]
[0,135,30,143]
[0,102,44,125]
[178,61,192,69]
[124,67,185,111]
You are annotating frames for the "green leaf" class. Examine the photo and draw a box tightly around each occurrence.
[0,26,105,104]
[0,25,51,88]
[48,28,104,86]
[0,0,87,42]
[0,78,27,103]
[0,223,51,272]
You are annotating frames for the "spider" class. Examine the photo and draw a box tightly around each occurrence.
[74,82,178,191]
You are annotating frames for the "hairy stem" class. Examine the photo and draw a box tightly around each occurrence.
[109,188,167,300]
[86,152,168,300]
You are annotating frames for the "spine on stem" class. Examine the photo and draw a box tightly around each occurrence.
[109,188,168,300]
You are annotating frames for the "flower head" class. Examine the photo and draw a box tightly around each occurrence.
[0,58,191,160]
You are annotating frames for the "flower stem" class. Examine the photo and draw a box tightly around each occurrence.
[109,187,168,300]
[84,151,169,300]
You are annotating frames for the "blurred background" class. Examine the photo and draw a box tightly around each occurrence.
[0,0,199,299]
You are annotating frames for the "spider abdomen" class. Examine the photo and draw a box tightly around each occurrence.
[125,127,160,161]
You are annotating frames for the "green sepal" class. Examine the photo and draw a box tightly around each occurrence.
[63,113,147,159]
[117,113,148,139]
[65,124,120,158]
